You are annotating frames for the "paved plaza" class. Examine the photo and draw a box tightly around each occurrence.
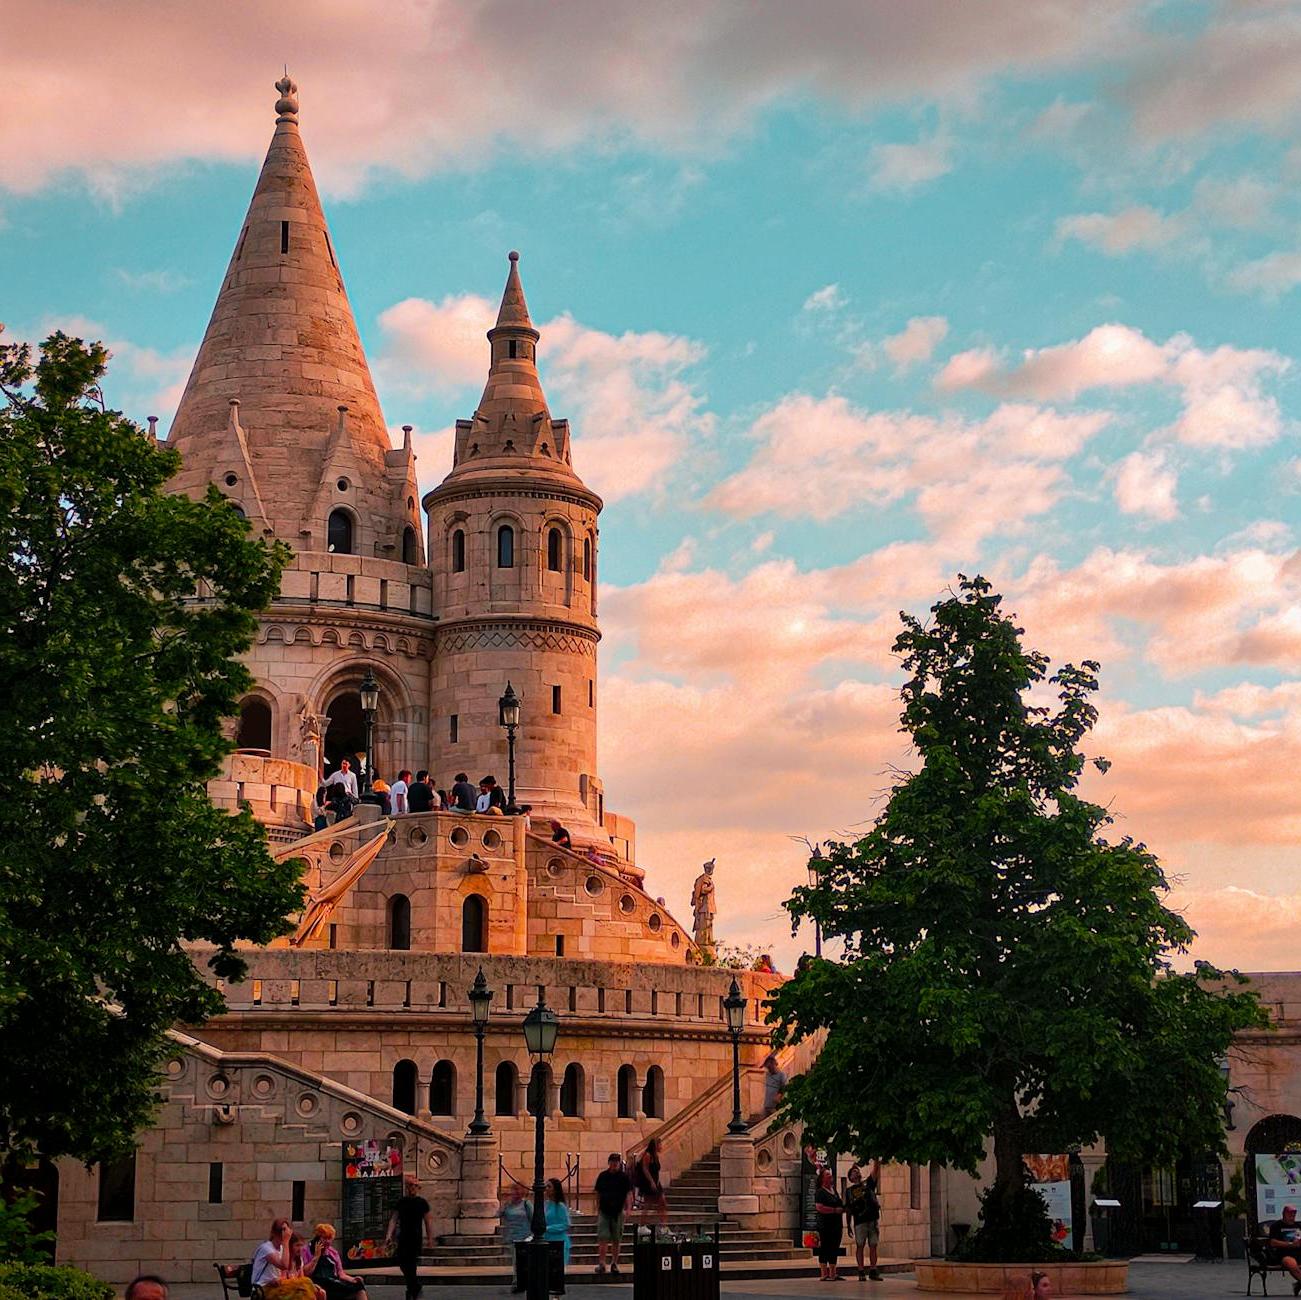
[157,1257,1262,1300]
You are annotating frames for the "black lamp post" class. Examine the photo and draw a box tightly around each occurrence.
[468,968,493,1136]
[359,669,380,799]
[522,991,559,1300]
[807,846,824,958]
[499,682,522,815]
[724,977,748,1134]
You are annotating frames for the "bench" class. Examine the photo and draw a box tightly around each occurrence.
[214,1263,263,1300]
[1246,1236,1299,1295]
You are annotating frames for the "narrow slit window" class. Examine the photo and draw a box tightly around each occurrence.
[280,220,290,254]
[324,230,336,267]
[497,525,514,568]
[292,1181,306,1221]
[450,714,459,743]
[451,529,466,572]
[509,339,518,359]
[552,685,562,714]
[208,1162,223,1205]
[547,528,563,572]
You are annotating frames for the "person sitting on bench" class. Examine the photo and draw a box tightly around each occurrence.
[1265,1203,1301,1295]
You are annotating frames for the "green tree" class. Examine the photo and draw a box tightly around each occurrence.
[0,331,302,1162]
[771,575,1263,1258]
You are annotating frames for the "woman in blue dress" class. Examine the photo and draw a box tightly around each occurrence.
[543,1177,572,1273]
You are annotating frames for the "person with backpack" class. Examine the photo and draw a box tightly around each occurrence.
[844,1159,882,1281]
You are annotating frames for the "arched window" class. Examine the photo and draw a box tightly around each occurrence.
[559,1063,584,1118]
[402,526,418,565]
[462,894,488,953]
[387,895,411,951]
[495,1061,520,1117]
[547,527,563,573]
[583,537,592,582]
[429,1060,456,1115]
[617,1065,638,1119]
[327,509,354,555]
[236,697,272,751]
[392,1060,418,1115]
[451,529,466,573]
[527,1063,553,1117]
[497,524,515,568]
[642,1065,665,1119]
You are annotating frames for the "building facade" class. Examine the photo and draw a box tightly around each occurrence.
[51,80,934,1284]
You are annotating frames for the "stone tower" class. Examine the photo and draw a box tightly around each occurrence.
[166,79,433,822]
[424,253,605,838]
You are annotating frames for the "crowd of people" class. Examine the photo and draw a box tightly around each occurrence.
[248,1217,370,1300]
[312,763,535,830]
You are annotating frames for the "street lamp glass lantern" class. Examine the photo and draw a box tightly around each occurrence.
[498,681,521,729]
[359,669,380,714]
[522,998,559,1058]
[723,977,747,1035]
[469,967,493,1025]
[806,847,825,891]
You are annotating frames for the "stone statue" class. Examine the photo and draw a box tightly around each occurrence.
[297,704,328,776]
[691,859,717,952]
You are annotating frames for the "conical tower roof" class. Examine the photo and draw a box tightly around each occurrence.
[167,77,415,553]
[436,252,593,497]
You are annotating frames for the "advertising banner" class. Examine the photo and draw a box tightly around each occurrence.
[1025,1154,1072,1247]
[1255,1154,1301,1226]
[797,1144,837,1250]
[339,1139,403,1267]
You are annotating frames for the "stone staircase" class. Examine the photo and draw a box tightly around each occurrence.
[422,1137,810,1274]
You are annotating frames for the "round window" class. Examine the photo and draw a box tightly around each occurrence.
[618,894,635,914]
[336,477,350,492]
[329,841,347,862]
[408,827,428,847]
[547,859,565,878]
[450,826,470,848]
[648,913,662,932]
[224,472,238,487]
[483,829,503,851]
[670,931,680,948]
[585,875,604,897]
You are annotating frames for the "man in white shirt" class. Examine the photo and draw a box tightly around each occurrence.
[390,769,411,815]
[324,758,358,800]
[250,1217,292,1288]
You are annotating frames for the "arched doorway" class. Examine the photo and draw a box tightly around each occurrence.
[1246,1114,1301,1234]
[462,895,488,953]
[324,692,366,776]
[392,1060,418,1115]
[236,697,272,752]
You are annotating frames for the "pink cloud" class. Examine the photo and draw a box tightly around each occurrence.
[1113,449,1178,521]
[882,315,949,372]
[0,2,1138,198]
[1054,206,1185,254]
[869,133,953,192]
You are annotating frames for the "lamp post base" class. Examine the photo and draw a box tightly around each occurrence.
[520,1238,561,1300]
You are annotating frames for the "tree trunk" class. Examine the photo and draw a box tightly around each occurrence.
[991,1097,1025,1201]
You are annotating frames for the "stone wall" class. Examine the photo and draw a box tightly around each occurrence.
[56,1032,461,1286]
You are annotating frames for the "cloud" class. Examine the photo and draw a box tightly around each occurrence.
[802,284,847,313]
[705,392,1107,543]
[374,291,712,503]
[937,323,1288,450]
[112,268,191,294]
[1227,250,1301,299]
[0,2,1138,198]
[1112,449,1178,521]
[882,315,949,371]
[1054,206,1186,255]
[869,132,953,192]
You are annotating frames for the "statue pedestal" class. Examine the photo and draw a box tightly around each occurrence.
[456,1132,501,1236]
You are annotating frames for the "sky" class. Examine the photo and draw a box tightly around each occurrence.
[4,0,1301,972]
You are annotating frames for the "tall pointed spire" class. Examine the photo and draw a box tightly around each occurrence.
[494,249,533,329]
[166,77,420,556]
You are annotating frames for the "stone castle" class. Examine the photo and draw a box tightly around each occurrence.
[48,80,937,1284]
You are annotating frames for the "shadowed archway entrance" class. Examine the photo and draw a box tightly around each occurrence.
[324,693,365,776]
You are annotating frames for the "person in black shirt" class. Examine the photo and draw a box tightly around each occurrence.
[844,1160,882,1280]
[407,770,435,814]
[1265,1204,1301,1290]
[450,772,477,811]
[593,1153,633,1276]
[385,1176,433,1300]
[814,1167,844,1281]
[550,820,572,849]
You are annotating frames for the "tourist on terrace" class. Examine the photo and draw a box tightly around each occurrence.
[550,820,572,850]
[390,769,411,814]
[370,774,391,814]
[593,1152,633,1277]
[311,785,329,832]
[754,953,776,974]
[1265,1203,1301,1290]
[451,772,477,811]
[407,770,435,814]
[543,1178,572,1270]
[325,786,353,824]
[385,1175,433,1300]
[304,1223,369,1300]
[761,1053,787,1117]
[813,1166,844,1281]
[324,758,358,801]
[476,776,506,814]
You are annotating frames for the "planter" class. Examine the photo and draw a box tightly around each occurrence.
[914,1260,1129,1294]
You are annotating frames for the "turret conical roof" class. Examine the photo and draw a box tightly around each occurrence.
[166,77,418,555]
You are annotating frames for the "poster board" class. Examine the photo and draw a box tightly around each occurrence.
[796,1144,837,1249]
[339,1139,403,1266]
[1255,1154,1301,1226]
[1025,1154,1072,1247]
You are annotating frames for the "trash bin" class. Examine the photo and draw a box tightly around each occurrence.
[514,1238,566,1296]
[632,1224,720,1300]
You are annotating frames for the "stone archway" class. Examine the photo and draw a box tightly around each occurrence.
[324,693,366,776]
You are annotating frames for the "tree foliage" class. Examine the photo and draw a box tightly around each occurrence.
[770,576,1263,1254]
[0,332,303,1161]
